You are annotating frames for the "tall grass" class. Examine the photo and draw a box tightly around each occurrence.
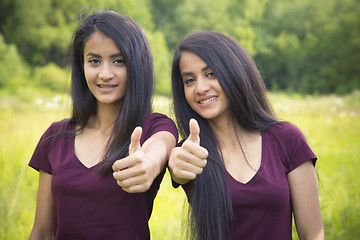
[0,92,359,239]
[269,92,360,239]
[0,95,69,239]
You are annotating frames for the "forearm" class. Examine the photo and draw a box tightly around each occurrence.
[142,131,176,177]
[297,231,325,240]
[30,171,54,240]
[29,230,54,240]
[289,161,324,240]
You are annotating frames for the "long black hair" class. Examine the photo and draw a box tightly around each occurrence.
[171,32,277,240]
[69,11,154,175]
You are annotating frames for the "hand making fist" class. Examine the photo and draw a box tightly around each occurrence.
[112,127,156,193]
[168,119,208,185]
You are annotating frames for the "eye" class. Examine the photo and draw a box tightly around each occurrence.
[88,58,101,65]
[113,58,125,65]
[206,71,215,78]
[184,78,195,86]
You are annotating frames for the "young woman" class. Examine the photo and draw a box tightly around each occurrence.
[28,11,177,240]
[168,31,324,240]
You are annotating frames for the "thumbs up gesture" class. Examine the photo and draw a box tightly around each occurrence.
[112,127,154,193]
[168,119,208,185]
[128,126,142,155]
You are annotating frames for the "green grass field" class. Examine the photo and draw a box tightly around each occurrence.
[0,92,359,239]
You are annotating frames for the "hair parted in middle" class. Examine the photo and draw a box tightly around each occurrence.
[69,11,154,175]
[171,31,277,240]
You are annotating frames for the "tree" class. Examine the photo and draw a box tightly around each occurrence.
[146,30,172,96]
[255,0,360,93]
[166,0,232,49]
[0,34,29,88]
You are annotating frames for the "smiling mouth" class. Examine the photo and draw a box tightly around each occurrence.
[97,84,118,88]
[199,97,217,104]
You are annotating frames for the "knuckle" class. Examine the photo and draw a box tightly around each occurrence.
[189,173,197,180]
[113,171,120,180]
[144,183,151,191]
[200,160,207,168]
[173,169,182,176]
[182,140,192,149]
[112,162,119,171]
[117,180,123,187]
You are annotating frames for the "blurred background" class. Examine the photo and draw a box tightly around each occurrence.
[0,0,359,239]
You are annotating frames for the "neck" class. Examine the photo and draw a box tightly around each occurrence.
[88,102,121,134]
[208,117,258,151]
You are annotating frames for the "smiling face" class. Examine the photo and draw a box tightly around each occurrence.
[83,31,128,109]
[179,51,230,125]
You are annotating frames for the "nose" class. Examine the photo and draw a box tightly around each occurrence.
[98,63,114,81]
[194,77,210,94]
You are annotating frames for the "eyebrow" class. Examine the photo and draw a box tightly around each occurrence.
[86,52,123,58]
[202,65,211,71]
[181,65,211,77]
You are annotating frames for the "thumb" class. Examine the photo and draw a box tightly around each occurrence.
[129,126,142,155]
[188,118,200,145]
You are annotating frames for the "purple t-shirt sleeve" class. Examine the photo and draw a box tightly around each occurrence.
[29,121,68,174]
[279,122,317,173]
[140,112,178,144]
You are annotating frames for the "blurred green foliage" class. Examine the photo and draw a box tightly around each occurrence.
[0,0,359,96]
[32,63,70,92]
[0,35,29,88]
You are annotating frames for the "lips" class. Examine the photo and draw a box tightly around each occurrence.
[198,96,217,104]
[97,84,118,88]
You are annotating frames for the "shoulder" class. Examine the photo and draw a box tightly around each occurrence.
[264,121,312,157]
[43,119,73,136]
[266,121,301,133]
[141,113,178,141]
[265,121,317,170]
[144,112,171,121]
[265,121,305,140]
[48,118,73,129]
[29,119,73,173]
[143,112,176,126]
[39,118,74,143]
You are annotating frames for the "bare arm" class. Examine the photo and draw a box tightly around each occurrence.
[112,127,176,193]
[288,160,325,240]
[29,171,54,240]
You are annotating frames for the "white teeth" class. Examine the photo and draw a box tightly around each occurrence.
[199,97,216,104]
[98,85,117,88]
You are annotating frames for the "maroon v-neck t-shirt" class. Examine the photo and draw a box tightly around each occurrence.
[29,113,178,240]
[182,122,317,240]
[228,122,317,239]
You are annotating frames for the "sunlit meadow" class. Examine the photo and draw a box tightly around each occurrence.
[0,91,359,239]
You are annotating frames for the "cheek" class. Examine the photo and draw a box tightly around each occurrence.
[119,72,128,91]
[184,88,192,104]
[84,71,89,83]
[184,88,199,112]
[83,66,95,82]
[121,72,128,84]
[222,93,231,108]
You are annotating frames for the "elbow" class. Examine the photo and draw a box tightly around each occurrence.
[29,227,54,240]
[298,228,325,240]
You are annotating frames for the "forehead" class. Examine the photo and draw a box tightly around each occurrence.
[83,31,121,55]
[179,51,208,72]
